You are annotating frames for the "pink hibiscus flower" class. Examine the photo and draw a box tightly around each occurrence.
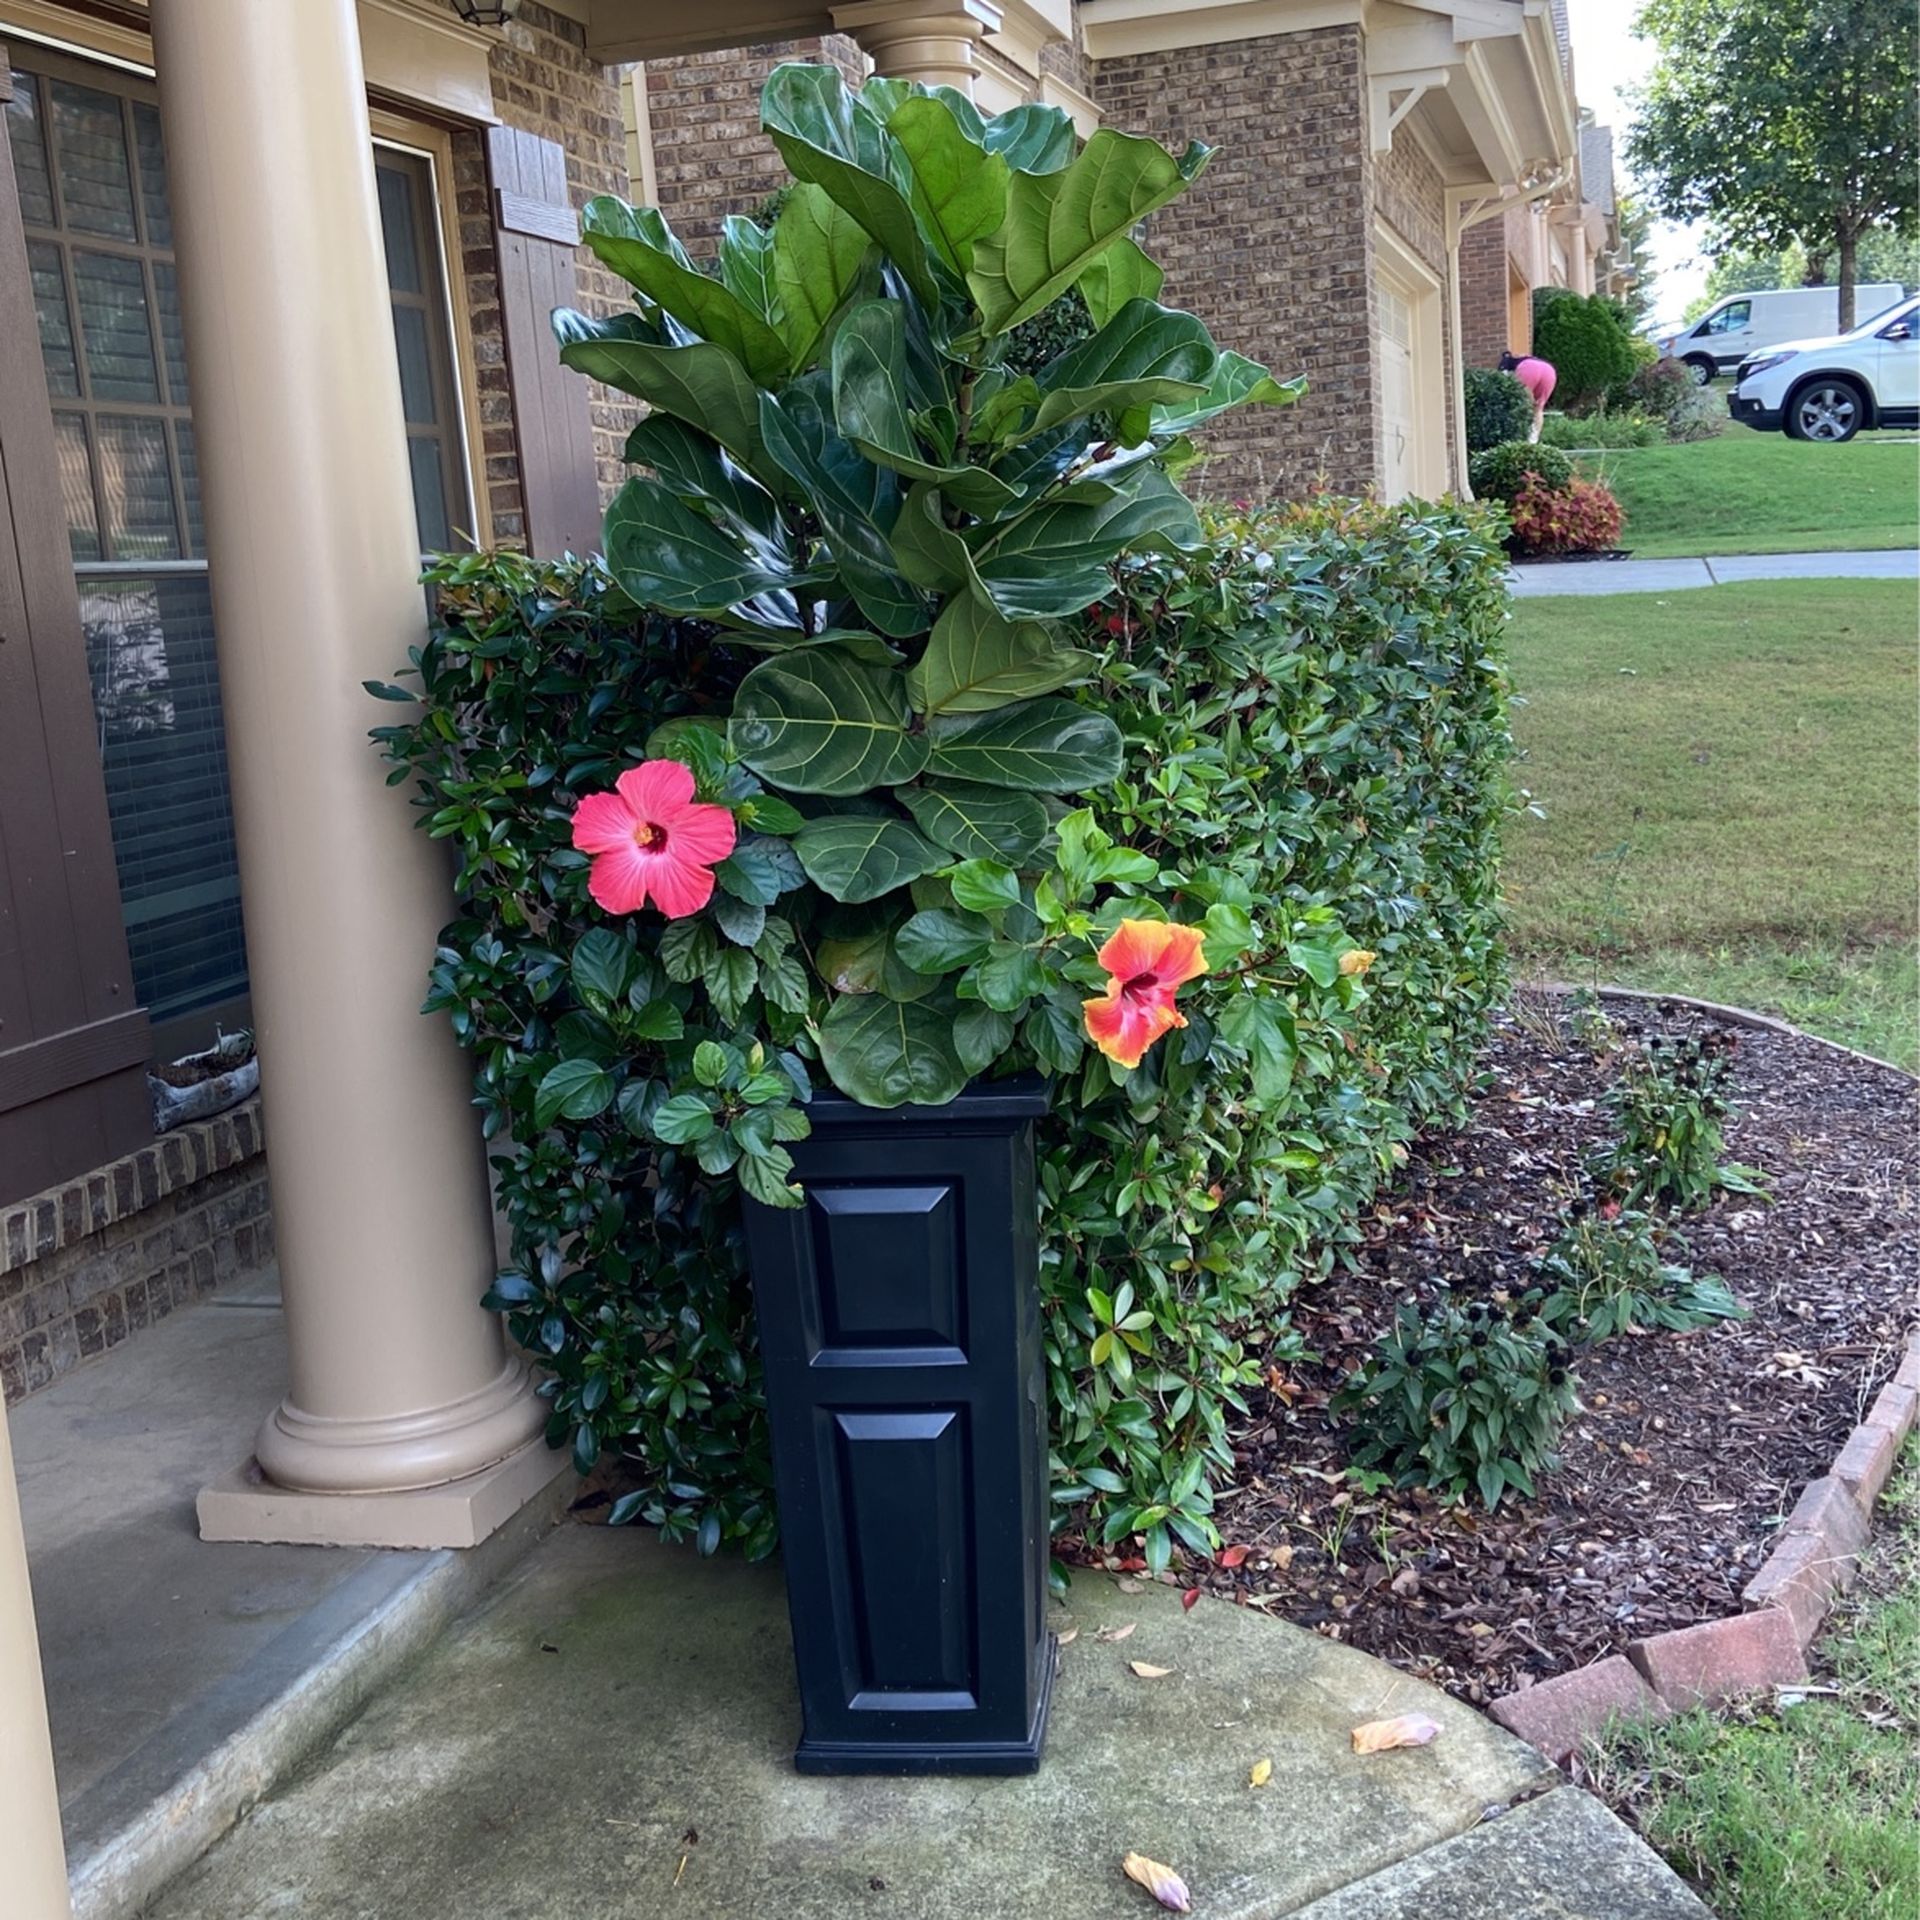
[569,760,737,919]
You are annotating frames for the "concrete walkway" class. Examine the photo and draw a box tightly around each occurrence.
[148,1524,1710,1920]
[1511,546,1918,596]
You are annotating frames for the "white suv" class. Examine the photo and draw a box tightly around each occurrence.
[1728,296,1920,442]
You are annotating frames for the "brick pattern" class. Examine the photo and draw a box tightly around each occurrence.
[1094,26,1375,502]
[1458,218,1510,369]
[643,37,866,257]
[449,1,651,533]
[0,1100,272,1407]
[1038,25,1093,96]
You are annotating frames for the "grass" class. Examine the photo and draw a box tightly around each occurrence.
[1574,427,1919,559]
[1503,579,1920,1069]
[1592,1446,1920,1920]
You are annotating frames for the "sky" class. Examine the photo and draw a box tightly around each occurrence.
[1564,2,1709,330]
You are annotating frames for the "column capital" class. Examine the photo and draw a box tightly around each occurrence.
[831,0,1003,90]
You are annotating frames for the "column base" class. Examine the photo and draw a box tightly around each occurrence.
[198,1433,574,1550]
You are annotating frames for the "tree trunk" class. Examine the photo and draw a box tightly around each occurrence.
[1837,223,1858,329]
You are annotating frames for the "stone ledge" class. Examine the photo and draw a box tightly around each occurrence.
[1,1097,266,1279]
[1628,1609,1807,1711]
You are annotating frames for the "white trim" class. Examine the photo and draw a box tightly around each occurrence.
[1373,217,1448,501]
[1038,70,1100,134]
[1079,0,1360,61]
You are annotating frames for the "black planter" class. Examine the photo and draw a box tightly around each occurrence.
[742,1074,1054,1775]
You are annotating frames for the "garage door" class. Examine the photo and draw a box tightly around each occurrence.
[1379,284,1415,502]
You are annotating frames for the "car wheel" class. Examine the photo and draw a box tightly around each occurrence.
[1788,379,1866,443]
[1683,355,1717,386]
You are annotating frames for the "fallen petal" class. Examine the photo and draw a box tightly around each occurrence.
[1097,1622,1138,1643]
[1351,1712,1443,1754]
[1217,1544,1250,1569]
[1128,1660,1175,1678]
[1249,1756,1273,1789]
[1122,1852,1192,1913]
[1181,1587,1201,1612]
[1056,1628,1079,1646]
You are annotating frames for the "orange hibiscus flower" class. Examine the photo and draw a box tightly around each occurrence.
[1082,919,1209,1070]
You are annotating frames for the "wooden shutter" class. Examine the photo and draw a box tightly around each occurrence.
[485,125,603,560]
[0,47,154,1204]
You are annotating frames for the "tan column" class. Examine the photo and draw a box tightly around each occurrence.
[0,1402,70,1920]
[151,0,546,1524]
[834,0,1003,90]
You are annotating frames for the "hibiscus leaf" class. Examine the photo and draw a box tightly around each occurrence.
[535,1058,615,1130]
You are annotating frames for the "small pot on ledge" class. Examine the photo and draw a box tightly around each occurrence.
[741,1073,1054,1776]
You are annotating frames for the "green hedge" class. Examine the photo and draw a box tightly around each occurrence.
[371,499,1514,1567]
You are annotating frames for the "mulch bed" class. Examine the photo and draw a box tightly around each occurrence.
[1149,992,1918,1705]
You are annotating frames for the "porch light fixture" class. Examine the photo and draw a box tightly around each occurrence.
[451,0,519,23]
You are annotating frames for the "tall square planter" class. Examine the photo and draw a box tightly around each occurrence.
[742,1075,1055,1775]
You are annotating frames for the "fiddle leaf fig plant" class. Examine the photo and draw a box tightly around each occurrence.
[528,61,1302,1191]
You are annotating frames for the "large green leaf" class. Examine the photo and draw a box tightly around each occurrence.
[1077,237,1164,329]
[979,101,1077,174]
[580,199,790,384]
[888,480,986,593]
[603,475,804,614]
[761,64,936,305]
[889,94,1007,273]
[730,647,929,795]
[894,906,994,974]
[819,991,968,1107]
[624,416,791,567]
[717,214,778,319]
[967,129,1214,334]
[760,376,932,638]
[898,779,1049,862]
[974,465,1204,618]
[831,303,1019,515]
[1147,349,1308,435]
[925,699,1124,791]
[771,183,875,370]
[555,310,765,472]
[906,593,1092,714]
[792,815,946,903]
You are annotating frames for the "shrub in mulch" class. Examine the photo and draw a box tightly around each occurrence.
[1070,994,1918,1706]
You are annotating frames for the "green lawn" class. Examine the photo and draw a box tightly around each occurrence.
[1504,579,1920,1068]
[1573,429,1919,559]
[1593,1447,1920,1920]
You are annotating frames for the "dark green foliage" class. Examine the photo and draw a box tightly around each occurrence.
[1531,289,1641,413]
[1469,439,1574,502]
[1465,366,1534,452]
[1046,498,1515,1561]
[1597,1031,1763,1211]
[1533,1203,1745,1342]
[1334,1292,1579,1509]
[1002,285,1098,380]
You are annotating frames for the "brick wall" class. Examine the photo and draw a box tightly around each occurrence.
[1093,26,1376,501]
[1,1101,272,1406]
[1459,218,1510,367]
[643,37,865,257]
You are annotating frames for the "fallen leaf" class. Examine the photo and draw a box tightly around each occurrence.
[1217,1545,1250,1569]
[1248,1756,1273,1788]
[1181,1587,1201,1612]
[1122,1852,1192,1913]
[1351,1713,1442,1754]
[1129,1660,1175,1678]
[1096,1621,1138,1643]
[1056,1628,1078,1646]
[1117,1577,1147,1594]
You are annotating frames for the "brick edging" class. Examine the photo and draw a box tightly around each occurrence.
[1490,1329,1920,1762]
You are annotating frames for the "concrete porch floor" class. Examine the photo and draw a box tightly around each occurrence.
[144,1524,1712,1920]
[10,1276,565,1920]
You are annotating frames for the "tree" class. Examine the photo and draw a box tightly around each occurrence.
[1531,289,1639,413]
[1629,0,1918,328]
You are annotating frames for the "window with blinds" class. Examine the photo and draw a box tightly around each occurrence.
[3,45,474,1034]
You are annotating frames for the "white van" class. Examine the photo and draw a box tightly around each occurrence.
[1659,285,1906,384]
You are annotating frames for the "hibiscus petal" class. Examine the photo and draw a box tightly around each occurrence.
[643,852,717,921]
[1083,986,1183,1070]
[617,758,697,819]
[662,798,738,867]
[1096,917,1175,984]
[570,790,639,857]
[1152,922,1209,987]
[586,840,654,916]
